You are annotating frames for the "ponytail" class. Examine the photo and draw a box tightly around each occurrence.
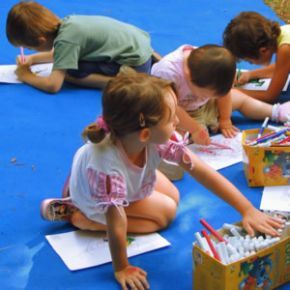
[81,123,106,143]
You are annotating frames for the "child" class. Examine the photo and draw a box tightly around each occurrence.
[151,44,290,145]
[6,1,157,93]
[223,11,290,103]
[40,71,283,290]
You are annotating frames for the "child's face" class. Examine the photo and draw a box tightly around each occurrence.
[150,88,179,144]
[245,47,273,66]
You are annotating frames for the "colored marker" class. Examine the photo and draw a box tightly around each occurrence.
[257,117,269,139]
[20,46,25,64]
[194,232,213,256]
[250,128,288,145]
[200,218,226,243]
[277,136,290,145]
[210,141,232,150]
[201,230,221,261]
[236,68,241,82]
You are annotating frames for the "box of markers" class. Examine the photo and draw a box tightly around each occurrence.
[242,128,290,187]
[193,221,290,290]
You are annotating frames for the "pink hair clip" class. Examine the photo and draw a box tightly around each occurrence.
[96,116,110,133]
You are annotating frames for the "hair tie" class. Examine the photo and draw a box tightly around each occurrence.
[96,116,110,133]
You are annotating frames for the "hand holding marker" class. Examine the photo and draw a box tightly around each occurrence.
[20,47,25,64]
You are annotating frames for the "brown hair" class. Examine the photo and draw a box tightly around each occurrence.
[187,44,236,96]
[82,70,176,143]
[6,1,60,47]
[223,11,280,59]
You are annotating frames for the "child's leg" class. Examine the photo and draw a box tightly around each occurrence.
[65,73,112,89]
[231,88,273,119]
[65,61,120,89]
[73,171,179,233]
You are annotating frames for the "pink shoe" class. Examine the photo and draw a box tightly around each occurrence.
[40,197,76,221]
[277,102,290,123]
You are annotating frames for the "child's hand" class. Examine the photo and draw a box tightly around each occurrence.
[16,54,33,66]
[234,71,250,86]
[15,63,32,82]
[219,119,239,138]
[242,207,285,237]
[191,127,211,145]
[115,265,150,290]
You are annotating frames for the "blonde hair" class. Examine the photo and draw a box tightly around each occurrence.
[82,70,176,143]
[6,1,60,47]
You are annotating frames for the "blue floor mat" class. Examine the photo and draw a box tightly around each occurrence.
[0,0,289,289]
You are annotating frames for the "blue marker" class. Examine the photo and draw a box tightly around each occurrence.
[257,117,269,138]
[251,127,288,145]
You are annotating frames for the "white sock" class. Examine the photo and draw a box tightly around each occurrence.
[271,103,280,122]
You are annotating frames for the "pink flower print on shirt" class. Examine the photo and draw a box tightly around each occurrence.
[87,168,128,213]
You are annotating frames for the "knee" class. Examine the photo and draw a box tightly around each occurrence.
[157,198,178,229]
[70,211,89,230]
[171,185,180,205]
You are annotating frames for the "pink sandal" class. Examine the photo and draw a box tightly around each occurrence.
[40,197,76,221]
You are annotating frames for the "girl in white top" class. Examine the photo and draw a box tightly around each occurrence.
[41,70,284,290]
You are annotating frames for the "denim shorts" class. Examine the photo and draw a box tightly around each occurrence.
[67,56,152,78]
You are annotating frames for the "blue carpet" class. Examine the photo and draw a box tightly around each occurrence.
[0,0,289,289]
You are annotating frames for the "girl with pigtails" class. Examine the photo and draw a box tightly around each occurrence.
[41,70,284,290]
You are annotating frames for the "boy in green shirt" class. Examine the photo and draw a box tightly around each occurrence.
[6,1,156,93]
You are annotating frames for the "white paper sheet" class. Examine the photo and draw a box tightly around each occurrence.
[238,70,290,91]
[0,63,53,83]
[260,185,290,212]
[46,231,170,271]
[187,133,242,170]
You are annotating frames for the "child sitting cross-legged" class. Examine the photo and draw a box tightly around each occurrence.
[41,71,284,290]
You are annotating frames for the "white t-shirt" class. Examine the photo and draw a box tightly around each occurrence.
[70,134,191,224]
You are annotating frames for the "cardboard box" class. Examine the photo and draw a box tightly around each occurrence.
[193,225,290,290]
[242,129,290,187]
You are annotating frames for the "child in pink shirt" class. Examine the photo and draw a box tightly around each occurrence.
[151,44,290,145]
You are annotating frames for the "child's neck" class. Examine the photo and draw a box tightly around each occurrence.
[182,51,192,84]
[119,134,147,167]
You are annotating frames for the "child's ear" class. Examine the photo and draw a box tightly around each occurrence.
[139,128,151,142]
[259,47,269,56]
[38,36,47,45]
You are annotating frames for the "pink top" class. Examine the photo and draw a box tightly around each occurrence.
[70,133,194,224]
[151,45,210,111]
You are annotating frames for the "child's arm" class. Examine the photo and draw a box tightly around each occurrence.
[17,50,54,67]
[180,152,284,236]
[216,93,239,138]
[15,64,65,93]
[106,206,149,290]
[176,106,211,145]
[15,49,65,93]
[238,45,290,103]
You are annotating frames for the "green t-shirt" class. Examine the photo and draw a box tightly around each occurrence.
[53,15,153,71]
[278,25,290,47]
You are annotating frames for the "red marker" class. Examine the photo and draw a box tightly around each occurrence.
[201,230,221,261]
[200,218,226,243]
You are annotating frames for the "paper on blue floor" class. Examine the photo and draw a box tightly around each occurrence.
[187,132,242,170]
[0,63,53,83]
[260,185,290,212]
[238,70,290,91]
[46,231,170,271]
